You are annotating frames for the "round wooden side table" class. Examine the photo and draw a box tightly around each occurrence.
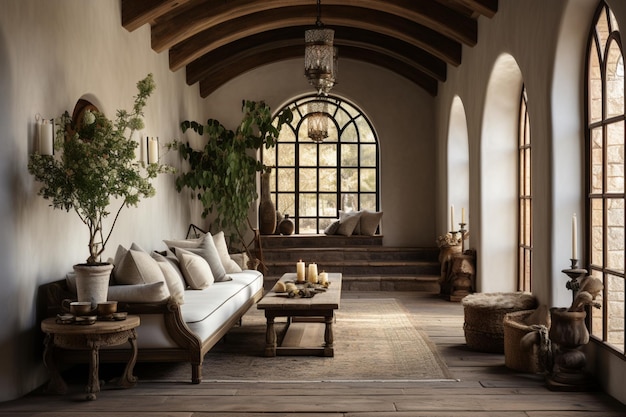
[41,315,140,400]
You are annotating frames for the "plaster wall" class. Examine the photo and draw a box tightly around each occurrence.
[435,0,625,404]
[0,0,209,401]
[205,58,437,247]
[0,0,436,402]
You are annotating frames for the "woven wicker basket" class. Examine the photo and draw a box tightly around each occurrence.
[462,292,537,353]
[503,309,545,373]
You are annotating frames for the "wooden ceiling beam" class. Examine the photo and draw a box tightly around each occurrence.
[451,0,498,18]
[121,0,192,32]
[150,0,476,52]
[196,44,438,98]
[169,7,461,72]
[185,26,446,86]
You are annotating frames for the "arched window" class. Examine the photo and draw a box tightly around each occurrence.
[518,86,532,292]
[586,1,625,354]
[264,95,379,234]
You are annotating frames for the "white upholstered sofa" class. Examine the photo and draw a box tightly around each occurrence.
[39,232,264,384]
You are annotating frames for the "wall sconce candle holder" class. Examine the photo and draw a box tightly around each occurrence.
[35,113,54,156]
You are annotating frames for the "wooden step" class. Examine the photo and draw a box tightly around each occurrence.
[256,235,441,292]
[263,274,441,292]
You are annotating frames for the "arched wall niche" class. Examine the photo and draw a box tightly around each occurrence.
[447,96,470,242]
[479,53,523,293]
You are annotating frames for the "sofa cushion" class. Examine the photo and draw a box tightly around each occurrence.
[151,251,186,304]
[359,210,383,235]
[108,281,170,303]
[212,231,243,273]
[114,244,167,286]
[324,219,341,235]
[336,210,362,236]
[175,248,214,290]
[183,235,230,282]
[163,234,205,250]
[181,270,263,342]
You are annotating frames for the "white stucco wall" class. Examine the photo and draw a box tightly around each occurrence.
[435,0,626,404]
[0,0,210,401]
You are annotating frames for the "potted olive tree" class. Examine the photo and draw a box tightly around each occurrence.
[170,100,292,269]
[28,74,170,305]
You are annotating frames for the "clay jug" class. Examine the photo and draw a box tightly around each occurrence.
[278,213,295,235]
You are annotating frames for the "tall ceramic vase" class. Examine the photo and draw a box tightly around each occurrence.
[259,172,276,235]
[73,263,113,307]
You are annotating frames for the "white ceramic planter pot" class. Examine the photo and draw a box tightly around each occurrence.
[73,263,113,307]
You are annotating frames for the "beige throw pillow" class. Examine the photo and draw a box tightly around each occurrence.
[175,248,215,290]
[151,252,186,304]
[336,210,362,236]
[184,235,230,282]
[163,234,205,250]
[212,231,243,273]
[114,245,167,286]
[359,210,383,236]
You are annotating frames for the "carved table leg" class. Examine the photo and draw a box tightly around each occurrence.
[265,315,277,357]
[324,314,334,357]
[86,339,100,401]
[117,329,138,388]
[42,334,67,395]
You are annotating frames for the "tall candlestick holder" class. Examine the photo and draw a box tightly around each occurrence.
[458,222,467,253]
[562,258,587,302]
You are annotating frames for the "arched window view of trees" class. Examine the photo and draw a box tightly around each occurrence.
[264,95,379,234]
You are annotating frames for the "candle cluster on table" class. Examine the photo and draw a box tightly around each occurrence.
[295,260,330,286]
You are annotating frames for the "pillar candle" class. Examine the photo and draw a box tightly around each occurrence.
[148,137,159,163]
[572,213,577,260]
[296,260,305,282]
[450,205,454,231]
[308,263,318,284]
[319,271,328,285]
[39,119,54,156]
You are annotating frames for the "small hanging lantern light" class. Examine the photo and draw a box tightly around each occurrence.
[304,0,337,95]
[307,100,329,143]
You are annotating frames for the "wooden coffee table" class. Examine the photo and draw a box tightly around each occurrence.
[257,272,341,357]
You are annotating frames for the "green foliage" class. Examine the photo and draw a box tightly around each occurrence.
[28,74,172,264]
[171,100,292,248]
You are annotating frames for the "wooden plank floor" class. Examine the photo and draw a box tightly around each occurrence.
[2,291,625,416]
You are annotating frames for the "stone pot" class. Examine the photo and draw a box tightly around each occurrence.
[73,263,113,307]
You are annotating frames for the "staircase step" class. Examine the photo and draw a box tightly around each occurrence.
[256,235,441,292]
[263,274,440,292]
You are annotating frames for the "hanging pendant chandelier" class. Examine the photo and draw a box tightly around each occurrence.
[304,0,337,95]
[307,100,329,143]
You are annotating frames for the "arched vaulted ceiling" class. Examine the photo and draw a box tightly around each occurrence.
[121,0,498,97]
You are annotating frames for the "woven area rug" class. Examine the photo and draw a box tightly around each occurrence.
[134,298,453,382]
